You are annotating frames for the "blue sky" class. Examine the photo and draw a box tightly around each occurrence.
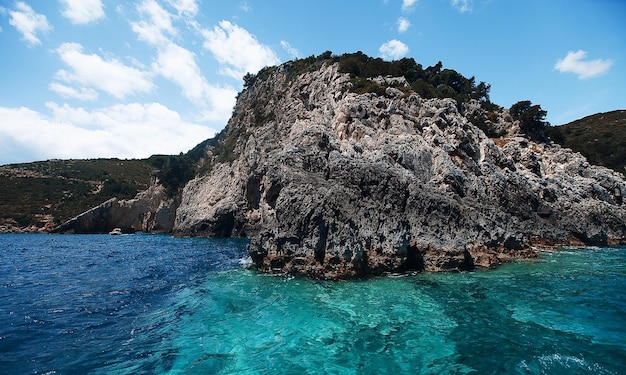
[0,0,624,164]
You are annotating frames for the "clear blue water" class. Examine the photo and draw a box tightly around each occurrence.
[1,234,625,374]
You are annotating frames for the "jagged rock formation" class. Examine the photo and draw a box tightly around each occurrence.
[54,184,177,234]
[170,60,626,278]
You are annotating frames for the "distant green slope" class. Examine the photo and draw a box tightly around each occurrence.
[0,158,154,230]
[547,110,626,176]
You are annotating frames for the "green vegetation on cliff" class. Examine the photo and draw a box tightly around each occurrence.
[547,110,626,175]
[148,154,196,197]
[244,51,494,109]
[337,52,492,107]
[0,149,213,230]
[510,100,549,141]
[0,159,153,229]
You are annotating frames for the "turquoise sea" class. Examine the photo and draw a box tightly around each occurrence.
[0,233,624,374]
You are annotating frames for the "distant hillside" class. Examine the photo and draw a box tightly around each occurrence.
[0,159,154,231]
[547,110,626,176]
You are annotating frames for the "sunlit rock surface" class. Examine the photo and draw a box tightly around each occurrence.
[172,61,625,278]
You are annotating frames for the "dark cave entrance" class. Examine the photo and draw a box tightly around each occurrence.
[404,244,424,272]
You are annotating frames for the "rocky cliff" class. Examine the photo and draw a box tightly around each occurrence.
[56,55,626,278]
[170,58,625,278]
[54,184,177,234]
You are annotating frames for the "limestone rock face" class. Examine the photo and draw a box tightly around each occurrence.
[172,61,626,278]
[55,184,177,234]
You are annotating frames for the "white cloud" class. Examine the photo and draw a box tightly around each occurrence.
[132,0,177,45]
[153,43,206,102]
[49,82,99,101]
[130,1,237,123]
[53,42,154,99]
[151,41,238,121]
[198,85,239,122]
[167,0,198,17]
[239,2,252,12]
[379,40,409,60]
[554,50,613,80]
[60,0,105,25]
[202,20,280,80]
[397,17,410,33]
[0,103,217,163]
[402,0,418,12]
[281,40,301,59]
[8,2,51,46]
[451,0,472,13]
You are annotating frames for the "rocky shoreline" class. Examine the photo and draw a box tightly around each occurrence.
[179,62,625,277]
[37,58,626,278]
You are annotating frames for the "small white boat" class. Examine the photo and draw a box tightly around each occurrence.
[109,228,123,235]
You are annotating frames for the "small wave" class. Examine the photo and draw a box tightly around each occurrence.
[518,353,617,374]
[238,256,253,268]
